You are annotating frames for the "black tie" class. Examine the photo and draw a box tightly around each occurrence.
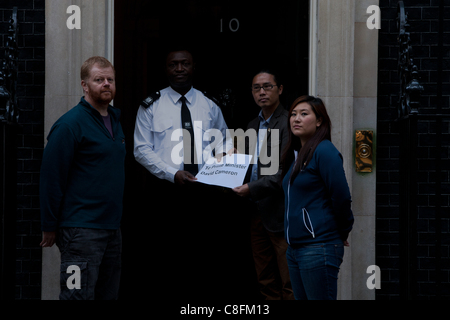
[180,96,198,175]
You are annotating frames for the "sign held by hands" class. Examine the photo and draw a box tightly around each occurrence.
[196,154,252,189]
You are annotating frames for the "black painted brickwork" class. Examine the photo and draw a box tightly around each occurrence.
[377,0,450,300]
[1,1,45,300]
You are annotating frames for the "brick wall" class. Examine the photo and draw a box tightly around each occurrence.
[0,1,45,300]
[377,0,450,299]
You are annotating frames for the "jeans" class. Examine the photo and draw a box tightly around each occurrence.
[286,241,344,300]
[57,228,122,300]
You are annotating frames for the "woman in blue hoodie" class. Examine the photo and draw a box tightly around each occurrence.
[281,95,354,300]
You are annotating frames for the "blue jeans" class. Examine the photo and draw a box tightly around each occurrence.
[286,241,344,300]
[56,228,122,300]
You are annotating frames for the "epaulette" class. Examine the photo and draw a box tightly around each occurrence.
[140,91,161,109]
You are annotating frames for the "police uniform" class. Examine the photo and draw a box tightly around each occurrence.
[133,86,242,300]
[134,86,232,183]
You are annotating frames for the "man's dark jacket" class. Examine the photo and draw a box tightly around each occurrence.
[245,104,289,233]
[40,97,126,232]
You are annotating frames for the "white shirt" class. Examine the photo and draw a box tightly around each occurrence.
[134,87,233,183]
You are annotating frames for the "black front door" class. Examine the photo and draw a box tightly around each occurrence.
[114,0,309,300]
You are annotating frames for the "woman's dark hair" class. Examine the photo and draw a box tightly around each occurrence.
[280,95,332,184]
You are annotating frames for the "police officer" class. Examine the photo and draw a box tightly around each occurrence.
[134,49,232,184]
[133,48,236,300]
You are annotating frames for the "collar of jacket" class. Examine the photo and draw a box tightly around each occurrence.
[250,103,284,131]
[79,96,121,121]
[270,103,285,123]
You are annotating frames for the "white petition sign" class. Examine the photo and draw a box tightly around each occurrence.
[196,154,252,189]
